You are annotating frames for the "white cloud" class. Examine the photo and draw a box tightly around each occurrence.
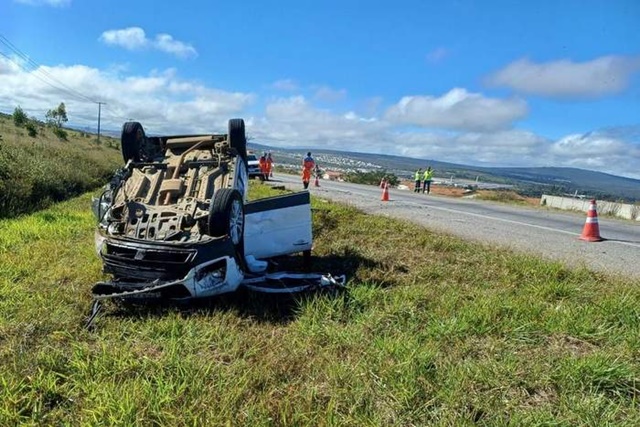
[99,27,148,51]
[391,130,551,166]
[154,34,198,59]
[485,56,640,98]
[548,129,640,175]
[0,56,252,134]
[257,95,639,179]
[258,96,386,149]
[270,79,299,91]
[99,27,198,59]
[426,47,448,64]
[313,85,347,102]
[385,88,528,132]
[1,54,638,179]
[13,0,70,6]
[359,96,383,116]
[258,96,541,166]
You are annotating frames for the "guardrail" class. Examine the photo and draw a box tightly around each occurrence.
[540,195,640,221]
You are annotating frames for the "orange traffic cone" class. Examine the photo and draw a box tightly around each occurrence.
[314,175,320,187]
[579,199,603,242]
[381,182,389,201]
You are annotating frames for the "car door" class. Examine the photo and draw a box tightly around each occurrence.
[243,191,312,259]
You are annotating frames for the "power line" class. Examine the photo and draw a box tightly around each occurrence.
[0,51,92,105]
[0,34,97,104]
[101,105,132,123]
[0,50,95,105]
[0,34,114,142]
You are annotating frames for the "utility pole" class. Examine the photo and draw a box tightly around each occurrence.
[96,102,106,144]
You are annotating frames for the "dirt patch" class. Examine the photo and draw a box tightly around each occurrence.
[548,333,597,357]
[520,386,558,409]
[398,181,540,203]
[399,180,467,197]
[476,190,540,206]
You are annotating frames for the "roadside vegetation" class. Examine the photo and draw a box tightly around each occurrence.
[0,111,122,218]
[1,182,638,425]
[344,170,400,186]
[475,189,540,206]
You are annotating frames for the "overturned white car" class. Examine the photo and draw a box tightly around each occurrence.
[91,119,338,303]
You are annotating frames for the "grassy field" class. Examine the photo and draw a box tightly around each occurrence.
[1,182,639,426]
[0,113,122,218]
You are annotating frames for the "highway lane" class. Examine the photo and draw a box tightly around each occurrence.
[270,173,640,279]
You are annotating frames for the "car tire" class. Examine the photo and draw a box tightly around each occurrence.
[228,118,247,162]
[121,122,146,163]
[208,188,245,255]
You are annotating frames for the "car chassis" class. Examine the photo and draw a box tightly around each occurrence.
[90,119,344,317]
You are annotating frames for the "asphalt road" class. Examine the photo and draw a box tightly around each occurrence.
[270,173,640,280]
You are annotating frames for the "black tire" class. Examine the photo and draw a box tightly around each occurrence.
[303,249,312,272]
[121,122,146,163]
[228,118,247,162]
[208,188,245,254]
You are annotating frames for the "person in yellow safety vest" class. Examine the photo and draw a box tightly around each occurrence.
[414,168,422,193]
[422,166,434,194]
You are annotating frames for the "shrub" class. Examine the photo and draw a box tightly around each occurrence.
[12,106,27,127]
[345,170,399,186]
[25,121,38,137]
[53,127,68,141]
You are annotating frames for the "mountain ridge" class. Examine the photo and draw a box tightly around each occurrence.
[248,142,640,202]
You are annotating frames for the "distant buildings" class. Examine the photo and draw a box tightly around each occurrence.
[323,171,344,181]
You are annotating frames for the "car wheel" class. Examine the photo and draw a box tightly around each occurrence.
[228,118,247,162]
[121,122,146,163]
[208,188,244,253]
[233,156,249,200]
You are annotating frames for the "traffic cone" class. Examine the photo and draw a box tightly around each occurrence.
[314,175,320,187]
[579,199,603,242]
[381,182,389,201]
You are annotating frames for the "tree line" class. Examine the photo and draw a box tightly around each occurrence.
[12,102,69,140]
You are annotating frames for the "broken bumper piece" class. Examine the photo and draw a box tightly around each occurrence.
[92,255,245,300]
[241,273,346,294]
[92,259,346,300]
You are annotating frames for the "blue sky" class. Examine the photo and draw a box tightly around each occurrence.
[2,0,639,178]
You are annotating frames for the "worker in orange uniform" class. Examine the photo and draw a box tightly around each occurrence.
[302,151,315,189]
[258,153,268,181]
[265,152,274,180]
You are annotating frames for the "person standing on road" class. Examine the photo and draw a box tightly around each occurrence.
[259,153,268,181]
[423,166,434,194]
[414,168,422,193]
[302,152,315,189]
[266,152,274,179]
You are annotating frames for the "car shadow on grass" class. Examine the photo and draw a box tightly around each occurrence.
[96,249,383,327]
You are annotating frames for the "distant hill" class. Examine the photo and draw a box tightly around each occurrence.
[248,143,640,202]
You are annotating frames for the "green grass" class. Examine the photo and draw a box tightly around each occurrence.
[0,113,122,218]
[1,182,639,426]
